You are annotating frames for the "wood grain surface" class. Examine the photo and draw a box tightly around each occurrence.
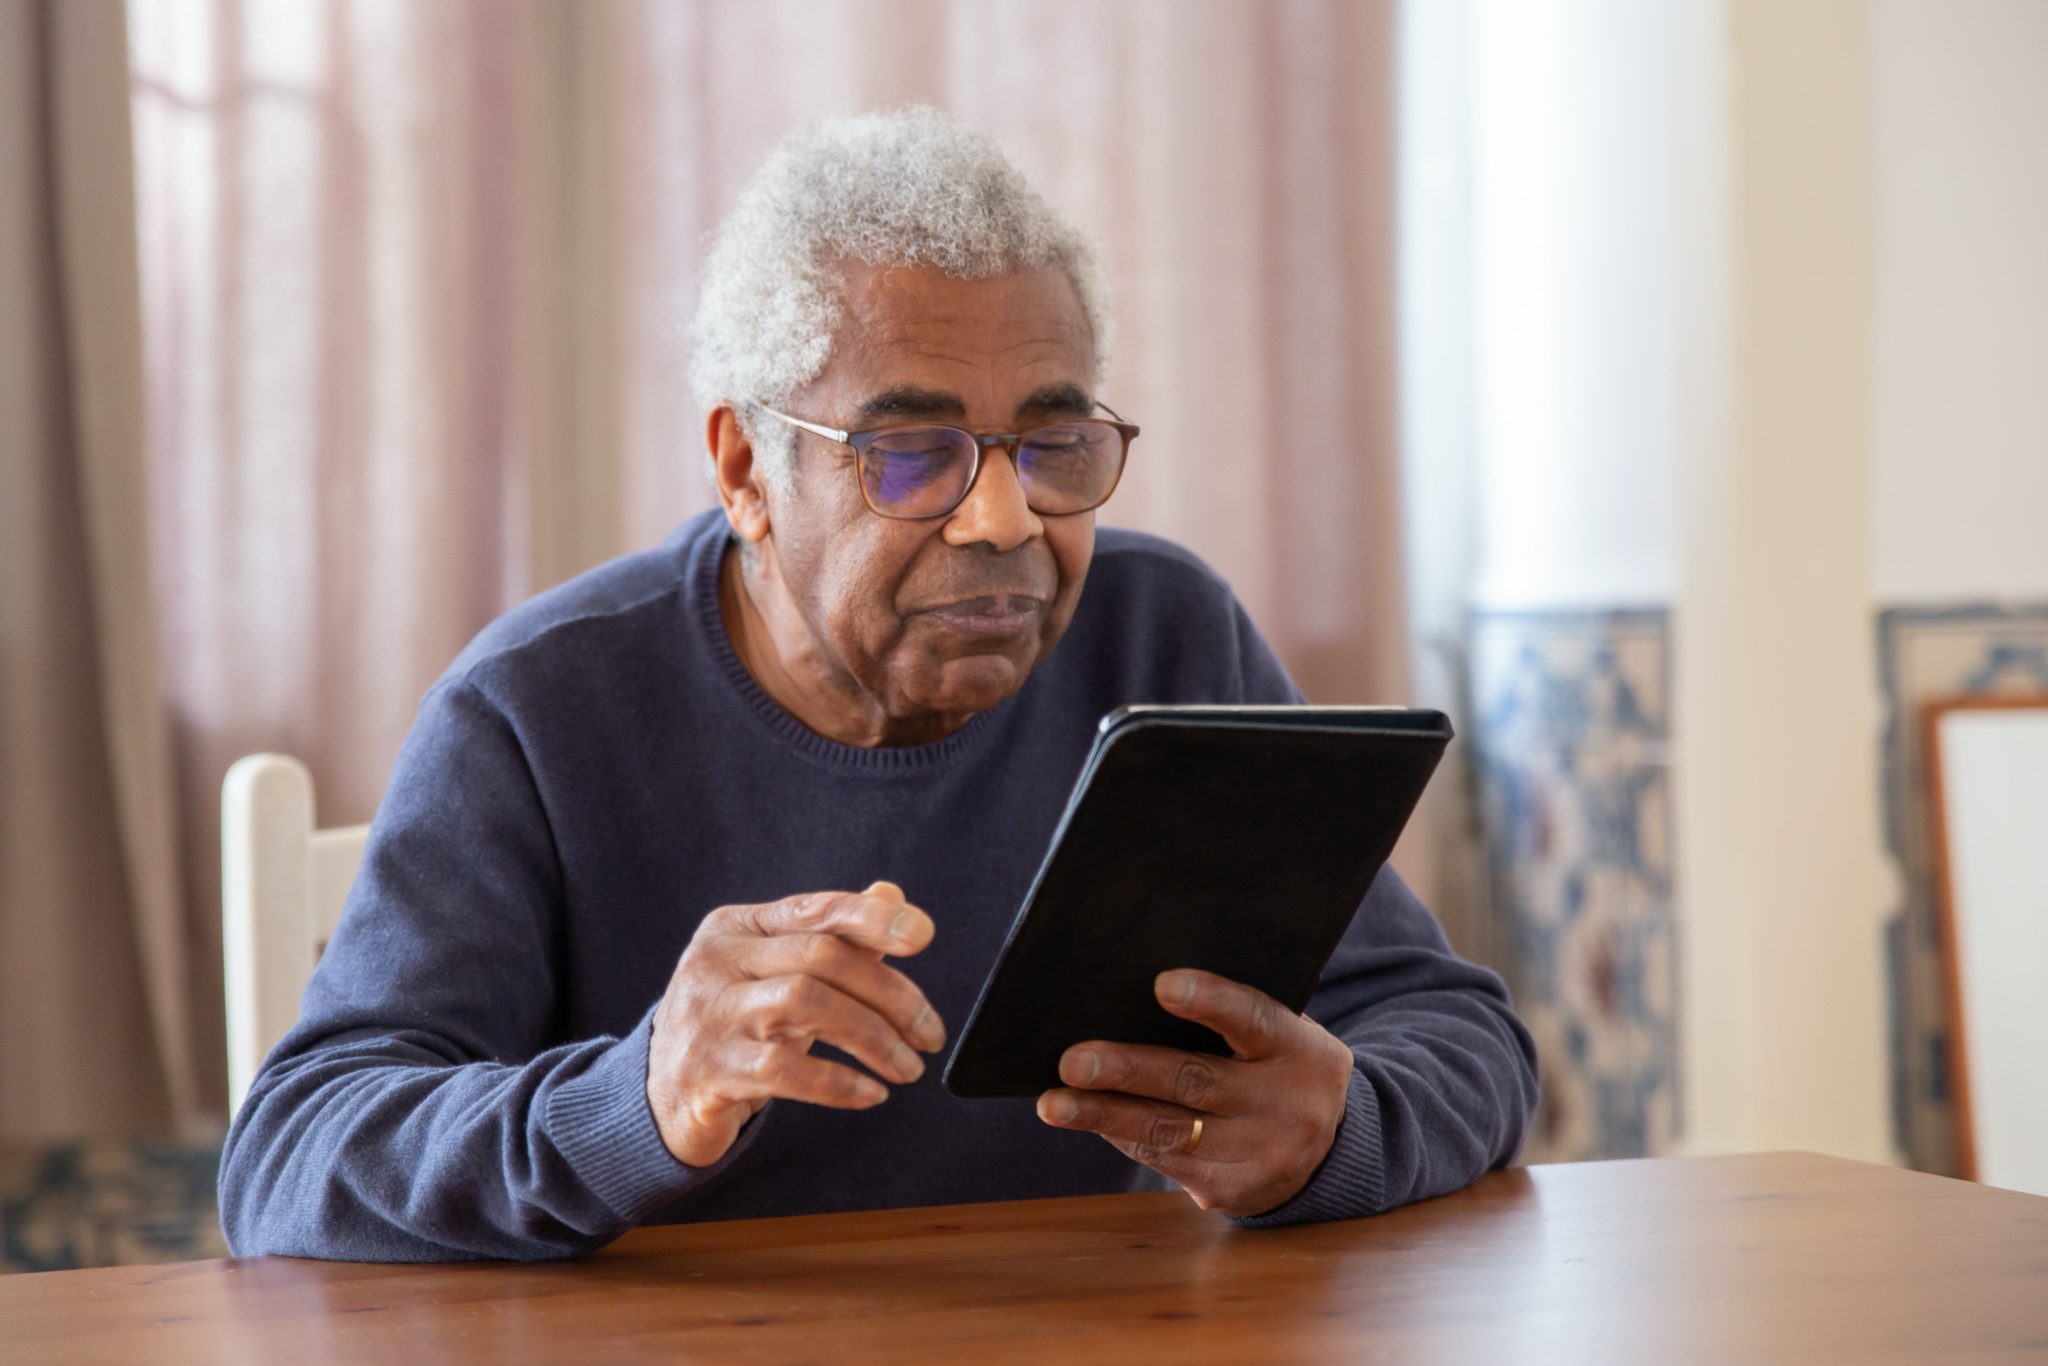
[6,1152,2047,1364]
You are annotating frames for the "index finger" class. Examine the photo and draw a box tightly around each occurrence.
[735,887,936,957]
[1057,1040,1246,1116]
[1153,969,1295,1060]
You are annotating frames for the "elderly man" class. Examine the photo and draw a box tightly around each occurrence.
[220,108,1537,1261]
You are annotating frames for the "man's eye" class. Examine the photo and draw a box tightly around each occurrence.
[872,432,960,459]
[882,453,946,480]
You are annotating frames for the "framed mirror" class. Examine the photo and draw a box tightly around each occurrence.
[1924,695,2048,1196]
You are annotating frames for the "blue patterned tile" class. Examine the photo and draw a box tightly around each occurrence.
[0,1141,226,1274]
[1470,609,1676,1163]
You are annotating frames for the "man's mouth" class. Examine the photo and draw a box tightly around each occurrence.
[921,595,1045,636]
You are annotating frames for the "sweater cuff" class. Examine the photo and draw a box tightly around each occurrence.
[546,1007,750,1223]
[1230,1066,1385,1228]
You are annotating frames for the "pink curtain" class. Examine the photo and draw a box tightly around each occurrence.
[100,0,1407,1126]
[2,0,193,1139]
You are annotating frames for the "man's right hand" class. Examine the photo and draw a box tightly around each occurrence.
[645,881,945,1167]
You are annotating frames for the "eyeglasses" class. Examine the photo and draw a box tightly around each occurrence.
[751,401,1138,521]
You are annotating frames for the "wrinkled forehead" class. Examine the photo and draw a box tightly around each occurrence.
[818,262,1100,413]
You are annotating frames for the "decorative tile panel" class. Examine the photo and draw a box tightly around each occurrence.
[1470,609,1677,1163]
[1876,604,2048,1176]
[0,1141,226,1274]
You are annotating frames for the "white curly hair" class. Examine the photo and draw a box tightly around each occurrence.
[688,106,1113,493]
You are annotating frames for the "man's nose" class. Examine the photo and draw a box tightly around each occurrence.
[942,444,1043,552]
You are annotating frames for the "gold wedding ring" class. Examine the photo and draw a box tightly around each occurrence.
[1180,1115,1205,1156]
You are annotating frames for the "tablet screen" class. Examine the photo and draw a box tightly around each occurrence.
[943,707,1450,1097]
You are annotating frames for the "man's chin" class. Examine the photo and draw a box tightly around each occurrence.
[903,650,1034,718]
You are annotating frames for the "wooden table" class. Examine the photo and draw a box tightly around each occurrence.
[5,1152,2046,1363]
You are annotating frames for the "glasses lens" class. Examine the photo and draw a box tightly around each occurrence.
[860,427,977,517]
[1017,422,1123,514]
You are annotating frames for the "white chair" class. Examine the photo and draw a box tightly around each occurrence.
[221,755,369,1118]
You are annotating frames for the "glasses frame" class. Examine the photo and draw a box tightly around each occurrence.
[751,400,1139,521]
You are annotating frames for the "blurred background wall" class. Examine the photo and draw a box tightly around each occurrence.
[3,0,2045,1270]
[1401,0,2048,1169]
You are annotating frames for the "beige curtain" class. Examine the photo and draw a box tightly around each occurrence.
[1,0,195,1138]
[6,0,1407,1134]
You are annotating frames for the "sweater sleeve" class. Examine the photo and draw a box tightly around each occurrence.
[1218,589,1541,1226]
[218,678,755,1261]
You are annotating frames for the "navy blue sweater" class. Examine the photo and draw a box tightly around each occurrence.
[219,511,1537,1260]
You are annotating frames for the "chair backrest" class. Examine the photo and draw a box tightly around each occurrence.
[221,755,369,1118]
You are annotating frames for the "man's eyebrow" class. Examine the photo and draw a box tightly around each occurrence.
[852,382,1096,425]
[1016,383,1095,417]
[855,387,967,422]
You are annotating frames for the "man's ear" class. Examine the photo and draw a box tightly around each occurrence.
[708,404,770,544]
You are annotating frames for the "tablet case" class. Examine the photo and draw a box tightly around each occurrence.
[942,706,1452,1098]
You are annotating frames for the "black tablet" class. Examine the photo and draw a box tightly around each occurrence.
[942,705,1452,1098]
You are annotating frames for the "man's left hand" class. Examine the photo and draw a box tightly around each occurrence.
[1035,968,1356,1218]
